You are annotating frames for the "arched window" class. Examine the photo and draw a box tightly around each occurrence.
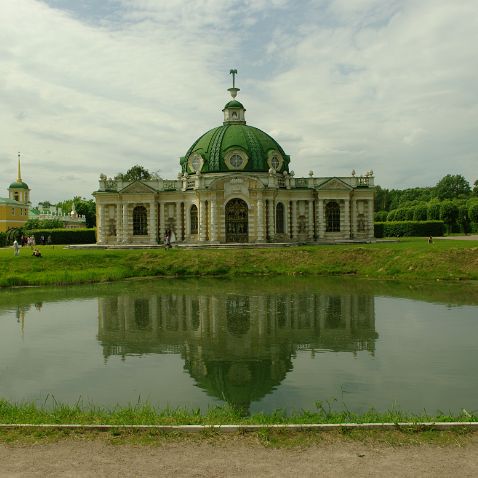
[276,202,284,233]
[326,201,340,232]
[14,192,19,201]
[190,204,198,234]
[133,206,147,235]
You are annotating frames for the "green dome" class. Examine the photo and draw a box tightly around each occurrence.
[180,124,290,174]
[9,181,29,190]
[224,100,244,108]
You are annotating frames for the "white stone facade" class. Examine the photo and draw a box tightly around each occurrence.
[93,172,375,245]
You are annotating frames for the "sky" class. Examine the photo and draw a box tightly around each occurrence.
[1,0,477,203]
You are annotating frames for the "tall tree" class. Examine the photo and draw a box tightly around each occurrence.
[472,179,478,196]
[434,174,471,200]
[116,165,152,181]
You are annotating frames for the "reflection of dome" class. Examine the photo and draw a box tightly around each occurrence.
[180,95,290,175]
[185,358,291,415]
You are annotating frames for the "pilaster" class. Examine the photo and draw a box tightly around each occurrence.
[159,202,165,243]
[176,201,182,242]
[308,200,314,240]
[267,199,274,240]
[317,199,325,238]
[291,200,298,239]
[122,203,128,243]
[256,198,265,242]
[199,199,207,241]
[368,199,375,238]
[344,199,351,239]
[116,202,122,244]
[210,200,218,242]
[97,204,106,244]
[149,200,157,244]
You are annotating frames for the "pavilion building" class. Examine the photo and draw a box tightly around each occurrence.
[93,76,375,245]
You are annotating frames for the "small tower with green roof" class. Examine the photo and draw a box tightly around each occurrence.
[9,152,30,205]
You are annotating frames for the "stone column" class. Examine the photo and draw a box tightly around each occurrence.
[256,198,265,242]
[210,199,218,242]
[291,200,298,239]
[308,199,314,241]
[317,199,325,238]
[185,203,191,242]
[267,199,274,241]
[149,200,157,244]
[284,201,290,239]
[175,201,182,242]
[343,199,351,239]
[122,203,128,243]
[97,204,106,244]
[350,199,356,238]
[368,199,374,238]
[199,199,207,242]
[159,202,165,243]
[116,201,122,244]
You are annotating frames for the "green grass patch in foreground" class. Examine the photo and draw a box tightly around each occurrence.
[0,400,476,426]
[0,238,478,287]
[0,400,476,447]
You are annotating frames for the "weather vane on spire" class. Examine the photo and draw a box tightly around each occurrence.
[230,69,238,88]
[228,69,240,99]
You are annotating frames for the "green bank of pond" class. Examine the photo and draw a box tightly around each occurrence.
[0,238,477,287]
[0,400,476,426]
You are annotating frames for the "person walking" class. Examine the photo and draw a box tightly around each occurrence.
[13,239,20,256]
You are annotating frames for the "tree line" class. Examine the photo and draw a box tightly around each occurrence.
[375,174,478,233]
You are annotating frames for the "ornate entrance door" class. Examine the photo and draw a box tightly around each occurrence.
[225,198,248,243]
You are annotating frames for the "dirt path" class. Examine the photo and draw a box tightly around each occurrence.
[437,234,478,241]
[1,437,478,477]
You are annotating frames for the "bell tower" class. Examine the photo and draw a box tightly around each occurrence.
[8,152,30,205]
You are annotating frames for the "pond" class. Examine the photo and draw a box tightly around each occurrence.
[0,277,477,415]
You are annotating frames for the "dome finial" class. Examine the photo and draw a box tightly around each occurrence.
[228,69,240,99]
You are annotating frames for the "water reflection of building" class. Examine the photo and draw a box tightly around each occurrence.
[98,291,377,412]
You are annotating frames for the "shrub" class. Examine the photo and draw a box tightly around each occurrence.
[394,208,408,221]
[469,202,478,223]
[374,221,445,238]
[427,200,441,220]
[0,232,6,247]
[405,207,415,220]
[387,210,397,221]
[374,211,388,222]
[413,204,428,221]
[29,228,96,245]
[439,200,459,232]
[374,223,384,238]
[24,218,64,230]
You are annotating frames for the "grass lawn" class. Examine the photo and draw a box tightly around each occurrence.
[0,238,477,287]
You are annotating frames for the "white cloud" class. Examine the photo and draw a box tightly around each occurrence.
[0,0,476,203]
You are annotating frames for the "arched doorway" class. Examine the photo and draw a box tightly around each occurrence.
[225,198,248,243]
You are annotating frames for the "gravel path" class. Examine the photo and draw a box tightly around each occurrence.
[436,234,478,241]
[1,438,478,477]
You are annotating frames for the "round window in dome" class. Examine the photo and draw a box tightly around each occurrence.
[230,154,243,168]
[225,150,248,170]
[271,156,280,169]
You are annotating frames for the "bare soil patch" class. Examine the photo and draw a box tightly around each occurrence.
[1,432,477,477]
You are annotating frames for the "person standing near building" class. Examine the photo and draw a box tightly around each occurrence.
[13,239,20,256]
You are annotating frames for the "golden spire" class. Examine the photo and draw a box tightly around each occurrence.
[17,152,22,182]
